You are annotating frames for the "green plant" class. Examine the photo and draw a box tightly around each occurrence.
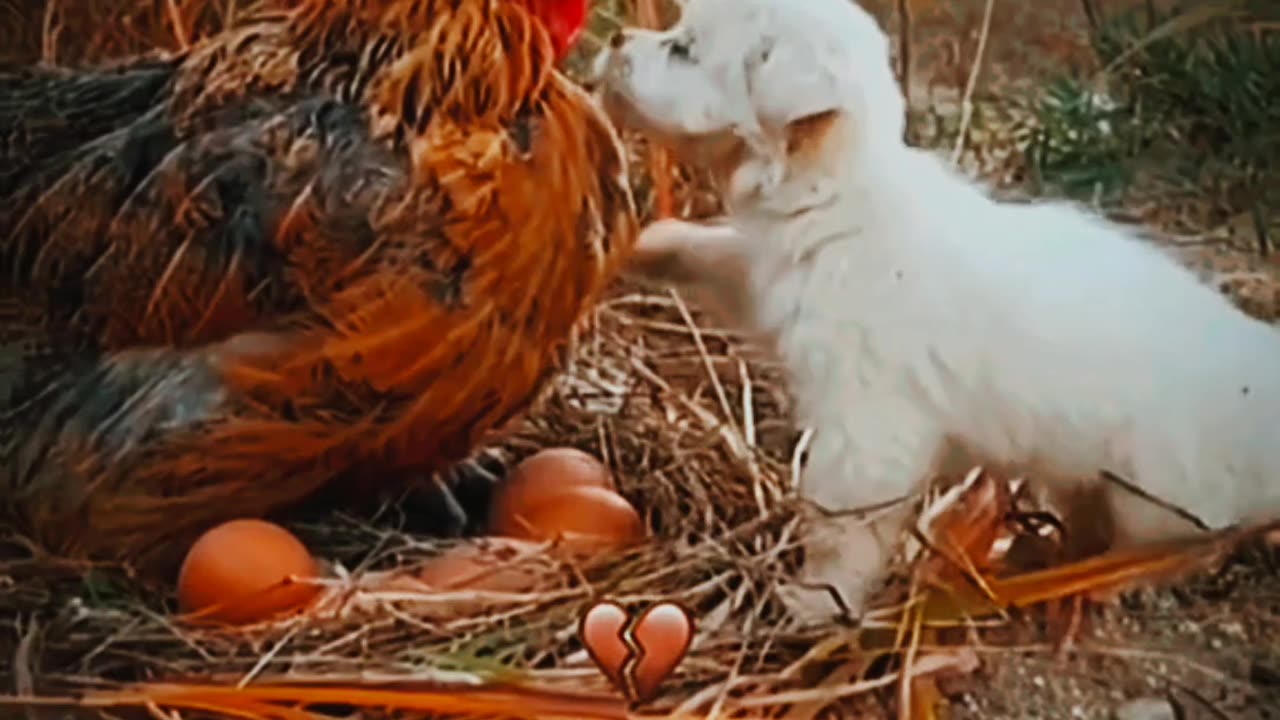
[1023,76,1140,201]
[1023,0,1280,243]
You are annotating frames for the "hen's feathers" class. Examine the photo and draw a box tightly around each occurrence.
[1,0,636,570]
[9,93,403,347]
[0,58,179,198]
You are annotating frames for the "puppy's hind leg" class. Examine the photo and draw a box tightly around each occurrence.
[782,394,947,625]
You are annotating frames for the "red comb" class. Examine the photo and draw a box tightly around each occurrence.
[527,0,590,59]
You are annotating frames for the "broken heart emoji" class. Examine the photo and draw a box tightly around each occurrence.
[580,601,630,691]
[580,600,694,704]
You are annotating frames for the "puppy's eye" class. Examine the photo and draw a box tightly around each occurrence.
[665,38,694,61]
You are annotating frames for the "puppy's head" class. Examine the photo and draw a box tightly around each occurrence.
[595,0,906,182]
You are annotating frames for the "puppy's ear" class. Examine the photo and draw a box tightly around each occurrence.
[744,35,842,139]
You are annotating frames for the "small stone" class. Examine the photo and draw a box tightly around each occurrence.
[1115,697,1176,720]
[1218,620,1246,640]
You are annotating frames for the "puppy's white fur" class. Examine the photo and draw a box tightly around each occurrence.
[598,0,1280,621]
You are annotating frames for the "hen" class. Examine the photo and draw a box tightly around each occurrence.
[0,0,637,576]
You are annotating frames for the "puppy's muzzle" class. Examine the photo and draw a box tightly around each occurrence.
[585,33,634,105]
[588,32,633,82]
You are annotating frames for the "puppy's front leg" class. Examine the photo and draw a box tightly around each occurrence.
[627,218,759,330]
[782,393,945,624]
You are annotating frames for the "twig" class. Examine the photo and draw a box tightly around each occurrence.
[896,592,926,720]
[667,289,748,456]
[40,0,60,64]
[13,616,38,720]
[1076,644,1244,686]
[634,0,674,217]
[738,358,756,450]
[164,0,192,49]
[14,615,36,697]
[1098,470,1209,531]
[705,595,764,719]
[1080,0,1100,33]
[733,651,974,708]
[1167,683,1231,720]
[238,624,305,688]
[143,701,179,720]
[951,0,997,165]
[789,427,814,494]
[896,0,913,127]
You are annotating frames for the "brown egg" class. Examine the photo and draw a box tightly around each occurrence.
[416,538,547,592]
[177,519,322,625]
[514,484,646,553]
[490,447,615,537]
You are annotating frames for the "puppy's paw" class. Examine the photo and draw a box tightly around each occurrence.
[777,581,857,628]
[637,217,702,255]
[631,218,741,285]
[785,510,900,626]
[630,219,701,282]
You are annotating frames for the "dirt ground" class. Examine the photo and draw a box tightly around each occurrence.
[948,555,1280,720]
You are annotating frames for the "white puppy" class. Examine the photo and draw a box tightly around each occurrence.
[596,0,1280,621]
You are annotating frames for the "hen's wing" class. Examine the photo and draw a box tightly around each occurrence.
[7,88,402,347]
[2,68,634,572]
[3,88,405,557]
[0,57,179,201]
[2,0,637,573]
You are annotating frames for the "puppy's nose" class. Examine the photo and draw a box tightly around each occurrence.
[608,30,628,49]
